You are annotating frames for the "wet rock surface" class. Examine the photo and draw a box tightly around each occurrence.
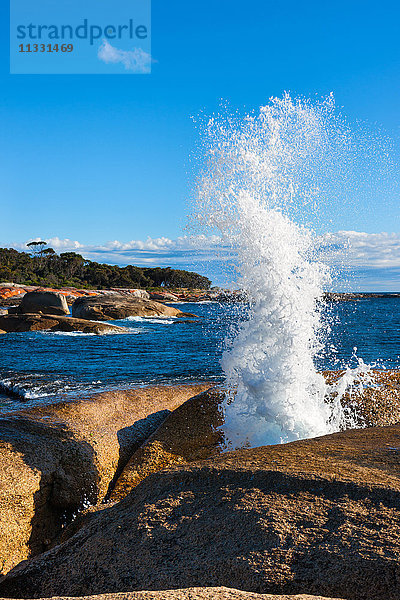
[324,370,400,427]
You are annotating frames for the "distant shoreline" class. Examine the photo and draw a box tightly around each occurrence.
[1,284,400,308]
[323,291,400,301]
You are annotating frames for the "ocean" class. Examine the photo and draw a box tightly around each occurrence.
[0,297,399,414]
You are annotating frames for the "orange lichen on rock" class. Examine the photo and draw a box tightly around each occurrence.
[0,288,25,299]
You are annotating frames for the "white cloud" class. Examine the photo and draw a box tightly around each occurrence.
[81,235,227,266]
[97,40,152,73]
[16,237,83,251]
[96,235,222,252]
[318,231,400,268]
[10,235,225,267]
[7,231,400,289]
[11,231,400,269]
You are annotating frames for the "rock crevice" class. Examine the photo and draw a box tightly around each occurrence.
[0,385,210,575]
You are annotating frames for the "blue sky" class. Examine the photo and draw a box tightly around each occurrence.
[1,0,400,289]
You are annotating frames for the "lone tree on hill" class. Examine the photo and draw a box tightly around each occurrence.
[27,241,48,258]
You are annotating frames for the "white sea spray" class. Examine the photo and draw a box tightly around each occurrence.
[193,93,373,447]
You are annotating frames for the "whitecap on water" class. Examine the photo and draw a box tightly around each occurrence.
[38,329,134,337]
[124,316,177,325]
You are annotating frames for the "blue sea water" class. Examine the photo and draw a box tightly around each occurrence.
[0,298,399,413]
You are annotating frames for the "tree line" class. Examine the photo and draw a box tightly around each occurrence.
[0,246,211,290]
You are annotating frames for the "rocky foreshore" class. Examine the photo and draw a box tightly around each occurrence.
[1,283,399,309]
[0,284,219,307]
[0,290,197,334]
[0,313,127,334]
[1,374,400,599]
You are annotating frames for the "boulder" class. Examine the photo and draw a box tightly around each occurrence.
[100,290,150,300]
[110,289,150,300]
[18,291,69,316]
[0,384,210,575]
[0,587,346,600]
[2,423,400,599]
[110,389,225,501]
[110,370,400,502]
[149,292,180,302]
[0,314,126,334]
[71,295,187,321]
[131,289,150,300]
[0,297,23,308]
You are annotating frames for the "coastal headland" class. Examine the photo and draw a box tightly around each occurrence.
[1,282,399,309]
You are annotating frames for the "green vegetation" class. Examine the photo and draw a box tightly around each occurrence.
[0,247,211,290]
